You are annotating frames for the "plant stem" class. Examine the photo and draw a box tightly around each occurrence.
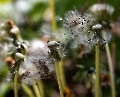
[95,44,100,97]
[55,62,64,97]
[59,61,66,89]
[49,0,65,97]
[33,84,41,97]
[105,44,116,97]
[14,72,18,97]
[21,83,35,97]
[14,60,24,97]
[49,0,57,32]
[37,80,44,97]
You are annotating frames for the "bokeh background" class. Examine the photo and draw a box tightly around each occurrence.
[0,0,120,97]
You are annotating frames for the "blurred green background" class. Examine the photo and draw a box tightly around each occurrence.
[0,0,120,97]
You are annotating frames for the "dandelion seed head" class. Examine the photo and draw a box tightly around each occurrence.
[63,10,87,34]
[63,9,97,50]
[87,23,112,46]
[63,8,113,51]
[89,3,114,15]
[18,39,55,84]
[18,55,54,84]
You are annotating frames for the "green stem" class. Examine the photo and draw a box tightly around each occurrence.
[14,59,24,97]
[49,0,65,96]
[49,0,57,32]
[33,84,41,97]
[95,44,100,97]
[21,83,35,97]
[58,61,66,89]
[37,80,44,97]
[105,44,116,97]
[55,62,64,97]
[14,72,18,97]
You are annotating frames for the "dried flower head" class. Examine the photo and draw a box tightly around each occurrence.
[64,10,87,35]
[87,22,112,46]
[63,9,112,50]
[40,27,67,59]
[63,10,94,49]
[17,39,55,84]
[89,3,114,15]
[52,29,72,57]
[18,55,53,84]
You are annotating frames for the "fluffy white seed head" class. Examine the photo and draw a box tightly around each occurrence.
[18,55,54,84]
[87,23,112,46]
[63,9,112,50]
[89,3,114,15]
[17,39,55,84]
[63,10,94,50]
[63,10,89,35]
[19,60,40,84]
[53,30,72,57]
[64,10,82,28]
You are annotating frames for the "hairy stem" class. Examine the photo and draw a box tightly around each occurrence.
[33,84,41,97]
[95,44,100,97]
[105,44,116,97]
[21,83,35,97]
